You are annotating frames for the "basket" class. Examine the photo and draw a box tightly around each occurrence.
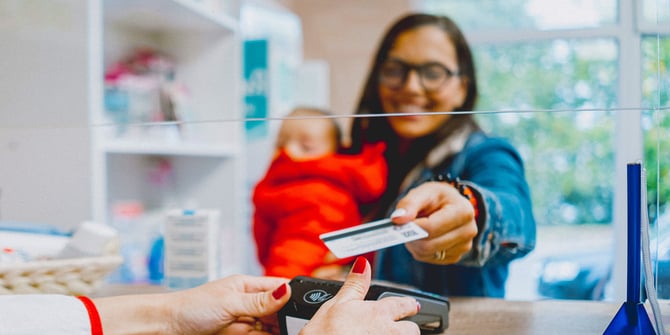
[0,255,123,295]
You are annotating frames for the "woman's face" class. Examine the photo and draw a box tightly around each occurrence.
[378,25,467,140]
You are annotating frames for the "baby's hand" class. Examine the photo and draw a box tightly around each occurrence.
[312,264,348,280]
[311,253,348,280]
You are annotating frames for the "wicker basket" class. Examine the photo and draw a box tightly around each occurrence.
[0,255,123,295]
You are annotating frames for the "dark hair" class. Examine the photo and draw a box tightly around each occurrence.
[349,13,480,217]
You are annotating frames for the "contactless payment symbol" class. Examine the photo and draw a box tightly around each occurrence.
[303,289,333,304]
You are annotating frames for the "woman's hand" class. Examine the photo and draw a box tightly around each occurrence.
[391,181,478,264]
[301,257,420,335]
[95,275,291,335]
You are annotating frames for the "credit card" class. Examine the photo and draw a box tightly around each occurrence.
[319,218,428,259]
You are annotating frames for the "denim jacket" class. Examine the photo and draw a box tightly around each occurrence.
[374,130,536,297]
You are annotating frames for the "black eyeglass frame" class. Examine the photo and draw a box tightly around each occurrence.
[378,58,460,92]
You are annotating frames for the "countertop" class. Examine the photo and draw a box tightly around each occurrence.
[95,284,670,334]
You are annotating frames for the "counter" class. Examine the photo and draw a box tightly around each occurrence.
[95,284,669,334]
[448,297,617,334]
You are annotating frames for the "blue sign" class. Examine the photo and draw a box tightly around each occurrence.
[243,39,269,140]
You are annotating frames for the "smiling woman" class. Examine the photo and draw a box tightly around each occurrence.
[334,13,537,298]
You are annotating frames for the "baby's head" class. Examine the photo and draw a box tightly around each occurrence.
[276,107,342,160]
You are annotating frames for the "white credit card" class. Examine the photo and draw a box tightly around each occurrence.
[319,218,428,259]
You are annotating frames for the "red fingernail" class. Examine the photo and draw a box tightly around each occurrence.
[272,283,287,299]
[352,256,366,274]
[417,301,421,312]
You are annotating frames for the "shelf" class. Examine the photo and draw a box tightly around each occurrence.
[90,0,247,278]
[104,0,239,33]
[102,139,239,157]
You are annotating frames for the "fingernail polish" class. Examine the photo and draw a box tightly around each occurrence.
[416,301,421,312]
[352,256,366,274]
[272,283,287,299]
[390,208,406,218]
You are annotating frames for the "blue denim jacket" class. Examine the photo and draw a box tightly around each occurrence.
[374,131,536,297]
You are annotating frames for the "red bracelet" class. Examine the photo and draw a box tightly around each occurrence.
[77,296,103,335]
[430,174,480,219]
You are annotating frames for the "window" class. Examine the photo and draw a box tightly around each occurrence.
[419,0,669,301]
[475,39,618,227]
[421,0,617,32]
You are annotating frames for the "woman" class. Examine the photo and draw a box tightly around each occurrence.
[1,257,420,335]
[349,13,536,297]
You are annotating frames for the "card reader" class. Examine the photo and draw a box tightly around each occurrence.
[278,276,449,335]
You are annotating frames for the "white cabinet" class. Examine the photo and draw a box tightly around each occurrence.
[89,0,247,276]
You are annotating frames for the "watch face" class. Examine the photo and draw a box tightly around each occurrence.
[285,316,310,335]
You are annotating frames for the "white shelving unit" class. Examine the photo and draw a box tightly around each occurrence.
[88,0,247,276]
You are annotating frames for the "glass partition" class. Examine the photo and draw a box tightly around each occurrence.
[0,0,669,306]
[2,106,666,299]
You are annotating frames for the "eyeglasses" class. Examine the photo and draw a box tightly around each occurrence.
[378,59,459,92]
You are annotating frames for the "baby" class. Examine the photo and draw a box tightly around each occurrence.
[252,107,387,278]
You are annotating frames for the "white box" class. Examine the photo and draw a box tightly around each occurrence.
[163,209,220,290]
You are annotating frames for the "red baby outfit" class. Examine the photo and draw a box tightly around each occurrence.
[252,143,387,277]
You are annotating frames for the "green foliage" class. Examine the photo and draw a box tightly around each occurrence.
[474,41,617,225]
[641,37,670,221]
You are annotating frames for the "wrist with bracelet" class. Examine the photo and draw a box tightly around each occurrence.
[430,173,480,219]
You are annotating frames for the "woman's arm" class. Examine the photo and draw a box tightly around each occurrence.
[456,137,536,266]
[1,257,420,335]
[390,138,536,266]
[94,275,290,335]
